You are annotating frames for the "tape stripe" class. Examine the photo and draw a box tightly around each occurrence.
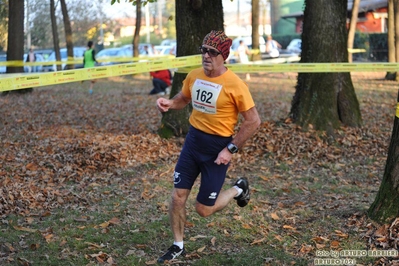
[1,55,399,91]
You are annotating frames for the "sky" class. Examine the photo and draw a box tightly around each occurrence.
[105,0,251,19]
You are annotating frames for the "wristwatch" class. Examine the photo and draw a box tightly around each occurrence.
[227,143,238,154]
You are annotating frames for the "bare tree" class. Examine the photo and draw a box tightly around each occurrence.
[251,0,260,61]
[60,0,74,70]
[50,0,61,70]
[6,0,24,75]
[132,0,142,58]
[347,0,360,63]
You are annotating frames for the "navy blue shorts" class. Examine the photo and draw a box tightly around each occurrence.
[174,126,232,206]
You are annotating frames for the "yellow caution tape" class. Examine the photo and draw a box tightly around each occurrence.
[396,103,399,118]
[1,54,399,92]
[0,55,201,92]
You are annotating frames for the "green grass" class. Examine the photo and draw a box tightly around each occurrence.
[1,73,396,265]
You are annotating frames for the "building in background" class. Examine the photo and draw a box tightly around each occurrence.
[281,0,388,34]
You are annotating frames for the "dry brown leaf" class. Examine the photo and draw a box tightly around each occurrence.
[242,223,252,229]
[271,212,280,220]
[197,246,206,253]
[12,225,38,233]
[330,240,340,248]
[250,237,266,245]
[282,225,296,230]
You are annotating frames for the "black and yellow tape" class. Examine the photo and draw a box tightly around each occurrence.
[1,54,399,92]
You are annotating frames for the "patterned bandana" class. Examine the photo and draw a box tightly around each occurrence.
[202,30,232,60]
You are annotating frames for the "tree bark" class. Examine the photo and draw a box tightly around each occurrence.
[158,0,225,138]
[50,0,61,70]
[60,0,74,70]
[347,0,360,63]
[395,0,399,81]
[290,0,362,132]
[386,0,396,80]
[368,90,399,224]
[132,0,141,58]
[251,0,261,61]
[4,0,30,94]
[6,0,24,74]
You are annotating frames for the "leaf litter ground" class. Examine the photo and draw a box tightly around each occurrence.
[1,72,398,265]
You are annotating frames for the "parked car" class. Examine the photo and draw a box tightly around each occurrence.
[122,43,155,56]
[154,45,175,56]
[34,49,53,60]
[0,54,6,73]
[231,36,266,53]
[23,53,44,73]
[286,39,301,54]
[43,47,86,72]
[160,39,176,47]
[96,47,133,66]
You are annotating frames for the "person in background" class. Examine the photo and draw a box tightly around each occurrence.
[149,69,172,95]
[143,45,149,55]
[83,41,98,93]
[155,30,261,264]
[266,35,282,58]
[26,48,36,73]
[236,40,251,80]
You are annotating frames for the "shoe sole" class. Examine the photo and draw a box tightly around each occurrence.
[234,178,250,207]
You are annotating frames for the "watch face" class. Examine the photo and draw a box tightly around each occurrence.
[228,143,238,153]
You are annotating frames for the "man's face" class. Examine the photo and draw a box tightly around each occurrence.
[200,45,224,71]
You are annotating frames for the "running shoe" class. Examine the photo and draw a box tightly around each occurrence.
[234,177,250,207]
[157,244,185,264]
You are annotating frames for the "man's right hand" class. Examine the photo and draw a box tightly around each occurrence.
[156,98,171,113]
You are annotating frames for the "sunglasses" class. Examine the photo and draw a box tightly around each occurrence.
[199,46,221,57]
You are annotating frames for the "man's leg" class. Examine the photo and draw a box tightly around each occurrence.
[158,188,190,264]
[195,187,238,217]
[151,79,164,94]
[169,188,190,242]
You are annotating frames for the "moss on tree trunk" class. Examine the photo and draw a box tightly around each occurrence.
[368,90,399,224]
[290,0,362,131]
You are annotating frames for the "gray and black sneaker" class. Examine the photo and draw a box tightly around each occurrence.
[234,177,250,207]
[157,244,185,264]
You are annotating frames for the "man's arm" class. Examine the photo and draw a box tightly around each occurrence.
[214,106,260,165]
[231,106,261,148]
[156,91,191,113]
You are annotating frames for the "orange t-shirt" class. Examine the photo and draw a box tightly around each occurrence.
[182,68,255,137]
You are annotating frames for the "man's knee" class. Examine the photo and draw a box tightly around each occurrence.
[171,188,190,208]
[195,202,214,217]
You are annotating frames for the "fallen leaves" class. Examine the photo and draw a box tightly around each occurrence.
[0,74,397,264]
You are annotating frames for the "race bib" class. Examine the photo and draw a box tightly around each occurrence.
[191,79,222,114]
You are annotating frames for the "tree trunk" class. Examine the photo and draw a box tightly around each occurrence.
[368,90,399,224]
[395,0,399,81]
[251,0,261,61]
[158,0,224,138]
[6,0,24,74]
[132,0,141,58]
[60,0,73,70]
[386,0,396,80]
[290,0,362,132]
[347,0,360,63]
[50,0,61,71]
[4,0,30,94]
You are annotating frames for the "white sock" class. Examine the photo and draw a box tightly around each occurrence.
[173,241,184,249]
[234,185,243,197]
